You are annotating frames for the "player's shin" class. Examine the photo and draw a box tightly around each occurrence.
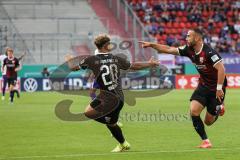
[191,116,208,140]
[107,124,125,144]
[13,89,20,98]
[10,90,14,103]
[2,79,7,97]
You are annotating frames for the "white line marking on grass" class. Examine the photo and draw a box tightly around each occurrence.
[1,148,240,160]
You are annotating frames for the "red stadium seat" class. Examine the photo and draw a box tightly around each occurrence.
[179,22,186,28]
[177,11,183,17]
[215,28,221,34]
[138,10,145,18]
[202,11,208,17]
[165,28,170,34]
[177,28,182,34]
[171,28,177,34]
[192,22,198,28]
[155,34,161,41]
[203,22,208,28]
[166,22,172,28]
[176,34,181,40]
[127,0,238,54]
[162,34,167,40]
[231,34,239,40]
[173,22,180,28]
[181,17,188,23]
[217,22,223,28]
[227,11,233,17]
[182,11,188,17]
[186,23,192,29]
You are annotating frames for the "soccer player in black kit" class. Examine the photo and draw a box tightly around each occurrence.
[139,28,227,148]
[65,34,159,152]
[2,48,21,104]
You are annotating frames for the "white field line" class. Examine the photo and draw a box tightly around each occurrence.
[1,147,240,160]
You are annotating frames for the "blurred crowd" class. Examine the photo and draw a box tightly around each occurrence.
[128,0,240,54]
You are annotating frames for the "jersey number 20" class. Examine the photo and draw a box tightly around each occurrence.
[100,64,118,86]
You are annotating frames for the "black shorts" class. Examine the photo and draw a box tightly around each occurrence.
[7,77,17,87]
[89,91,124,124]
[190,85,226,116]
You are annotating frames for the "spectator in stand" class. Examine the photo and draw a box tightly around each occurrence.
[234,21,240,34]
[166,34,176,46]
[145,22,152,33]
[235,38,240,54]
[161,11,170,22]
[220,22,229,38]
[168,0,177,11]
[141,0,148,10]
[158,22,165,35]
[212,10,226,22]
[207,18,214,33]
[128,0,240,54]
[150,22,158,35]
[179,1,185,11]
[144,13,151,23]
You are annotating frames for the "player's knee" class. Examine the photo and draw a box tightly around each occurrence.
[204,120,213,126]
[190,109,200,116]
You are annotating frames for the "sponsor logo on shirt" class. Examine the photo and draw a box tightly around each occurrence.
[195,64,207,69]
[211,55,219,62]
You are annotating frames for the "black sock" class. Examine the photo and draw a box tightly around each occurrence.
[10,91,14,102]
[13,90,20,98]
[191,116,208,140]
[107,124,125,144]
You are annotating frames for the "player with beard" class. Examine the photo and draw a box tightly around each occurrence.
[139,28,227,148]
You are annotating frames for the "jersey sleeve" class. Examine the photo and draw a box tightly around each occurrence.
[177,45,189,57]
[116,55,131,70]
[15,58,20,67]
[79,56,91,70]
[3,58,7,66]
[207,49,222,66]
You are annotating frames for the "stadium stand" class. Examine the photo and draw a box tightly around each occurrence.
[127,0,240,54]
[0,0,107,64]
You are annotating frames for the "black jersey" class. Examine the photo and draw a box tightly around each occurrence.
[178,44,227,91]
[80,53,131,99]
[3,57,19,78]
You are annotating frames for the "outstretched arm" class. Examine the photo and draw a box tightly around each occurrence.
[139,41,179,55]
[130,57,159,70]
[18,52,27,61]
[14,62,21,72]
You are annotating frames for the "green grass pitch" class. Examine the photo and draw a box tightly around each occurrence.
[0,89,239,160]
